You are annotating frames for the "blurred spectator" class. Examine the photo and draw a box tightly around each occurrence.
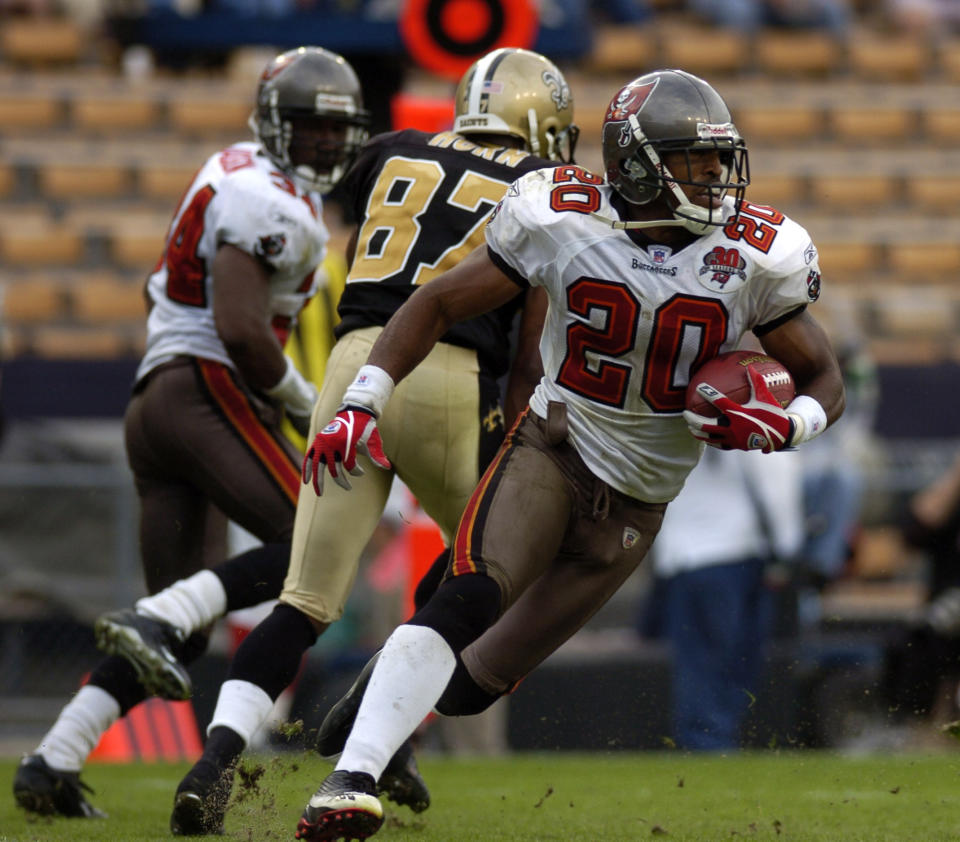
[687,0,851,35]
[640,446,806,751]
[798,337,878,591]
[885,0,960,35]
[881,453,960,730]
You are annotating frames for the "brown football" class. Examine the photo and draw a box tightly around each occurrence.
[685,350,796,418]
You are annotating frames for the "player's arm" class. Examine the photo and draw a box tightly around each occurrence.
[213,243,286,389]
[685,309,845,454]
[303,245,523,493]
[759,309,845,429]
[503,286,547,426]
[213,243,317,434]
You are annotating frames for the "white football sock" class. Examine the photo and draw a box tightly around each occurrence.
[338,624,455,780]
[135,569,227,637]
[207,679,275,746]
[37,685,120,772]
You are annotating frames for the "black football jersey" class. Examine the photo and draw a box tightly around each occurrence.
[334,128,554,379]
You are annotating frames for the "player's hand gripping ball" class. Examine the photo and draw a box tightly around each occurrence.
[683,350,797,453]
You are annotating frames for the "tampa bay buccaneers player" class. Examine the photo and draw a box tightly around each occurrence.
[297,68,846,841]
[155,47,580,835]
[12,46,369,820]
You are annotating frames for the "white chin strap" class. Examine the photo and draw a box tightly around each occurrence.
[591,114,720,236]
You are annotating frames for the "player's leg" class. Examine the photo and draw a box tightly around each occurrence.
[96,359,301,699]
[298,410,573,840]
[171,333,396,834]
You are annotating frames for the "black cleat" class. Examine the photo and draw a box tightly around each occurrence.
[95,608,192,700]
[317,652,430,812]
[169,760,234,836]
[296,770,383,841]
[12,754,106,818]
[380,740,430,814]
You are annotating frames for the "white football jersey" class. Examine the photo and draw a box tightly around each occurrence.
[485,166,821,503]
[137,142,328,383]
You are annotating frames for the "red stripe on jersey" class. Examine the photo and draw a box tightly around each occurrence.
[197,360,299,505]
[451,408,528,577]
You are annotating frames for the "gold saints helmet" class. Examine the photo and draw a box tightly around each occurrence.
[453,48,579,163]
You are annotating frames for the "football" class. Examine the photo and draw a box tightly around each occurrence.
[685,350,796,417]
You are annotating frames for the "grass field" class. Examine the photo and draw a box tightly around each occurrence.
[3,750,960,841]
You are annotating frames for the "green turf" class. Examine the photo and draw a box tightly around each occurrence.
[3,751,960,841]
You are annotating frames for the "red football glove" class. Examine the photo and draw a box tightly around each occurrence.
[683,365,795,454]
[302,405,391,494]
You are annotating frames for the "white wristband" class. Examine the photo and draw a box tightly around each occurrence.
[342,364,395,418]
[264,356,317,415]
[786,394,827,446]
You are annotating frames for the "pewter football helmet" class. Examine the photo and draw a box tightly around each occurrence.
[453,48,578,163]
[600,69,749,234]
[251,46,369,193]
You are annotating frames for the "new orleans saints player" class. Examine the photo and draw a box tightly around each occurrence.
[165,47,579,835]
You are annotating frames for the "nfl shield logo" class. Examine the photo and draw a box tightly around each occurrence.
[647,246,671,265]
[622,527,640,549]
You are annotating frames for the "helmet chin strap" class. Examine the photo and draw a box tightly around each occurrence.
[592,114,721,235]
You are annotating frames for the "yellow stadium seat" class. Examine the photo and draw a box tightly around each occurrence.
[0,17,84,65]
[888,242,960,277]
[109,222,165,269]
[586,25,657,75]
[658,25,749,76]
[808,174,896,209]
[848,33,929,81]
[0,219,84,264]
[71,96,161,133]
[830,108,912,143]
[814,241,878,279]
[71,278,147,324]
[905,175,960,212]
[924,108,960,143]
[0,94,63,131]
[939,38,960,81]
[38,162,132,199]
[29,326,131,359]
[3,277,68,322]
[735,105,822,142]
[0,164,15,197]
[137,164,198,201]
[167,99,250,136]
[753,30,841,76]
[743,173,807,208]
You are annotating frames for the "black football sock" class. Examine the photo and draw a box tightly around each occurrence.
[214,541,291,612]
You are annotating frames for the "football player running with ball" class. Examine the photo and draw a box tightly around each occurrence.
[297,69,845,841]
[12,46,369,820]
[164,48,579,835]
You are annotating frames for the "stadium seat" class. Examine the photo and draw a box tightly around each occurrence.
[888,242,960,277]
[0,164,15,198]
[743,173,807,208]
[0,17,84,66]
[752,30,841,76]
[657,25,749,76]
[109,222,166,269]
[814,241,877,279]
[586,25,657,75]
[939,37,960,81]
[735,105,822,143]
[808,174,896,210]
[0,218,84,265]
[847,33,929,81]
[29,326,131,359]
[167,98,250,136]
[71,95,162,133]
[0,94,63,132]
[905,175,960,212]
[872,288,958,339]
[830,107,913,143]
[924,108,960,144]
[3,277,68,322]
[38,162,132,200]
[137,163,198,201]
[71,277,146,324]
